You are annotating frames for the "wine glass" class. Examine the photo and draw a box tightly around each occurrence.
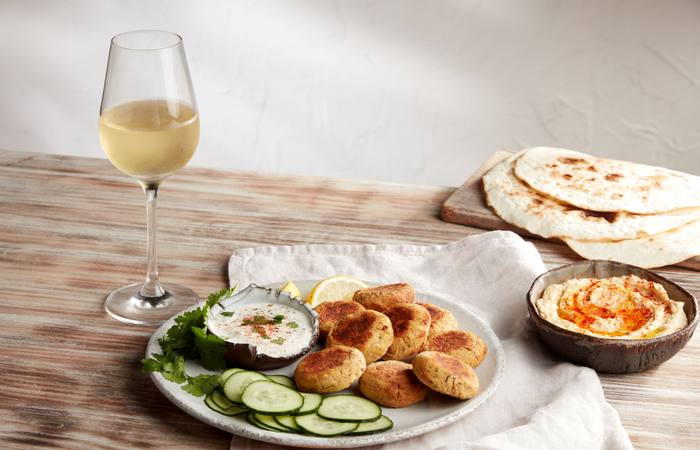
[99,30,199,325]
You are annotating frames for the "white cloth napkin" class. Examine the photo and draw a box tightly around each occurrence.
[227,231,633,450]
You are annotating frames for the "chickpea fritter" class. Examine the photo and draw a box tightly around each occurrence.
[315,300,366,339]
[294,345,366,393]
[426,329,487,368]
[359,361,426,407]
[326,310,393,363]
[412,351,479,400]
[353,283,415,312]
[382,303,431,360]
[417,302,458,340]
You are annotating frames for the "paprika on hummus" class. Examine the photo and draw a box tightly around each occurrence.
[535,275,687,339]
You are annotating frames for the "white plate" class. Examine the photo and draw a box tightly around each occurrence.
[146,281,505,448]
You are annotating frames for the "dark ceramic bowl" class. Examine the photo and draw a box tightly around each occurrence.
[206,284,320,370]
[527,260,698,373]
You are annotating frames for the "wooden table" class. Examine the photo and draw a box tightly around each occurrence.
[1,149,697,449]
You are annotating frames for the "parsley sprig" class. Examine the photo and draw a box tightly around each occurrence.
[141,286,236,396]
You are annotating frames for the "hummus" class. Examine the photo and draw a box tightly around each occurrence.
[536,275,687,339]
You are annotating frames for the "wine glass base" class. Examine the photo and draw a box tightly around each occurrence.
[104,282,199,326]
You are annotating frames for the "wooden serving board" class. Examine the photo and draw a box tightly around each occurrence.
[441,151,700,272]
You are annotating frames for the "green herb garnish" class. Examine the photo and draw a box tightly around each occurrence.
[286,321,299,329]
[141,286,236,395]
[271,337,286,345]
[141,353,186,384]
[241,314,285,328]
[241,315,272,326]
[156,286,236,360]
[191,326,226,371]
[141,352,221,397]
[181,373,222,397]
[157,308,203,359]
[220,311,234,317]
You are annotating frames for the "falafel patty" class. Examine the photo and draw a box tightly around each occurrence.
[382,303,431,360]
[294,345,366,393]
[353,283,415,312]
[426,329,487,368]
[417,302,458,339]
[359,361,427,408]
[326,310,393,363]
[412,351,479,400]
[314,300,366,339]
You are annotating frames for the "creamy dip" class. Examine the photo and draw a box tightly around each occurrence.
[536,275,687,339]
[208,303,314,358]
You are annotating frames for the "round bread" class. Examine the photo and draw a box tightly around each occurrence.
[359,361,427,408]
[382,304,431,360]
[426,330,487,368]
[294,345,366,394]
[514,147,700,214]
[417,302,458,339]
[564,218,700,269]
[412,351,479,400]
[484,153,700,240]
[314,300,366,339]
[326,310,394,363]
[352,283,415,312]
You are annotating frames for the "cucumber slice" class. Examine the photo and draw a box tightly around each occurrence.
[221,368,244,383]
[268,374,296,389]
[211,389,235,410]
[317,395,382,423]
[204,394,247,416]
[246,412,277,431]
[294,413,358,436]
[274,415,301,431]
[348,415,393,435]
[254,413,296,433]
[296,392,323,415]
[223,371,268,403]
[241,380,304,415]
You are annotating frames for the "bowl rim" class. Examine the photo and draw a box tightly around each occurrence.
[207,283,320,363]
[526,260,699,345]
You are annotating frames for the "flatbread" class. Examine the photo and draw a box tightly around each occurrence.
[514,147,700,214]
[564,219,700,269]
[483,154,700,241]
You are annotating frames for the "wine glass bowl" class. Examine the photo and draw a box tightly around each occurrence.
[99,30,199,325]
[99,99,199,184]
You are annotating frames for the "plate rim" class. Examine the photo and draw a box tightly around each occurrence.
[146,282,505,448]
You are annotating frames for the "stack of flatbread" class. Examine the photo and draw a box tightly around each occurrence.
[483,147,700,268]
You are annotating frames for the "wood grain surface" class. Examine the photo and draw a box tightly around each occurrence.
[441,151,700,272]
[0,149,698,450]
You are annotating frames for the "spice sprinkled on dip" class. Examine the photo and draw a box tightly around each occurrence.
[208,303,314,358]
[535,275,687,339]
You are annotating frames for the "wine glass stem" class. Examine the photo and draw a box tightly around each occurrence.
[139,185,165,299]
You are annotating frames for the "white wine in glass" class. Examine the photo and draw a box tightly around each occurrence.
[99,30,199,325]
[99,99,199,181]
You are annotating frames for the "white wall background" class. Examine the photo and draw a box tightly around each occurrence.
[2,0,700,186]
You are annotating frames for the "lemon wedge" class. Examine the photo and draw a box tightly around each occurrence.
[280,280,302,300]
[306,276,368,308]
